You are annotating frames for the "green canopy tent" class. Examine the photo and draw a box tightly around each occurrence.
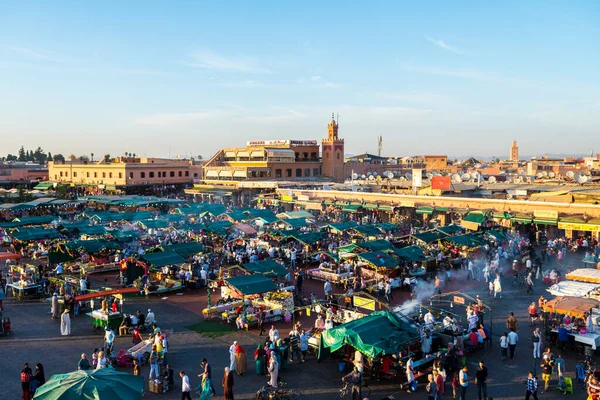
[225,274,278,296]
[357,239,394,252]
[164,214,186,223]
[337,244,365,254]
[325,221,359,233]
[241,259,288,278]
[443,233,487,247]
[111,230,139,242]
[280,217,307,229]
[358,251,399,268]
[391,245,426,262]
[76,225,108,236]
[288,232,325,245]
[415,206,434,215]
[12,227,60,242]
[224,210,248,222]
[319,311,419,360]
[205,220,233,236]
[32,366,144,400]
[341,204,363,213]
[460,212,487,230]
[163,242,205,258]
[66,239,119,254]
[0,215,56,228]
[486,230,508,242]
[375,222,398,231]
[137,219,169,230]
[435,225,465,235]
[350,225,383,237]
[411,230,448,244]
[140,251,186,268]
[245,209,278,224]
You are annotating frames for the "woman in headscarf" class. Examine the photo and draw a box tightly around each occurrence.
[267,356,279,387]
[30,363,46,394]
[51,293,59,319]
[254,344,266,375]
[233,342,247,375]
[196,373,211,400]
[222,367,234,400]
[60,308,71,336]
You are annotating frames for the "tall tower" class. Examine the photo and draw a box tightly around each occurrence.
[510,140,519,161]
[321,113,345,181]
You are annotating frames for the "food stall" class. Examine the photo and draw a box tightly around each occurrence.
[544,297,600,349]
[547,281,600,300]
[6,264,42,300]
[75,288,139,330]
[221,274,283,324]
[566,268,600,284]
[306,263,353,283]
[87,309,123,330]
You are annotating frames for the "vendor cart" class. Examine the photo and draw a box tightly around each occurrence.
[6,283,43,300]
[86,311,122,330]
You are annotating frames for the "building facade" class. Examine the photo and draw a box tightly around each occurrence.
[0,162,48,187]
[48,157,192,189]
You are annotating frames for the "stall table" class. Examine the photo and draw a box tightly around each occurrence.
[7,283,42,300]
[86,310,122,330]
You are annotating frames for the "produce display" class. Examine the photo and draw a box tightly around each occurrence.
[306,267,352,283]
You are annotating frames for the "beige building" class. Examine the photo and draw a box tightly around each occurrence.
[49,157,192,190]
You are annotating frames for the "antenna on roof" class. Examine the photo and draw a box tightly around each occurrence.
[336,113,339,125]
[377,136,383,157]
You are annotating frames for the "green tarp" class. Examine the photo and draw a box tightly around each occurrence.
[351,225,383,237]
[416,206,434,215]
[66,239,118,254]
[225,210,248,222]
[533,218,558,226]
[111,230,139,242]
[391,245,426,262]
[281,218,307,229]
[247,209,278,224]
[205,220,233,235]
[163,242,205,257]
[289,232,324,245]
[375,222,398,231]
[326,221,358,233]
[443,233,486,247]
[411,230,448,244]
[510,214,533,224]
[341,204,362,213]
[164,214,186,223]
[32,366,144,400]
[358,251,399,268]
[226,274,278,295]
[337,244,365,254]
[140,251,186,267]
[33,182,53,190]
[241,259,288,277]
[436,225,465,235]
[493,211,512,219]
[486,230,508,242]
[0,215,55,228]
[319,311,419,359]
[462,212,486,224]
[12,228,60,241]
[74,225,107,236]
[89,211,153,222]
[357,239,393,252]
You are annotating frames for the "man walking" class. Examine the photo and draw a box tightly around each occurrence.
[180,370,192,400]
[526,273,534,294]
[508,328,518,359]
[200,359,216,395]
[525,371,539,400]
[459,366,469,400]
[475,361,488,400]
[506,312,518,331]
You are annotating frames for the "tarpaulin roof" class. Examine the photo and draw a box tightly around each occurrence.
[233,223,257,235]
[375,222,398,231]
[277,210,313,220]
[163,242,205,257]
[111,230,139,242]
[288,232,324,245]
[164,214,186,223]
[88,211,153,222]
[32,366,144,400]
[543,296,599,318]
[357,239,393,252]
[351,225,383,237]
[358,251,399,268]
[486,230,508,242]
[436,225,465,235]
[326,221,359,233]
[391,245,426,262]
[281,218,307,229]
[33,182,53,190]
[12,227,60,241]
[65,239,118,254]
[411,230,448,244]
[341,204,363,213]
[70,225,107,237]
[0,215,55,228]
[224,210,248,222]
[225,274,278,295]
[205,220,233,235]
[416,206,434,215]
[241,259,288,277]
[320,311,419,359]
[245,209,278,224]
[443,233,486,247]
[140,251,186,267]
[462,212,487,224]
[337,244,365,254]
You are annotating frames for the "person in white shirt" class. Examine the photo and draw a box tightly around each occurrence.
[180,371,192,400]
[146,309,155,326]
[200,269,207,285]
[423,311,435,328]
[269,325,279,342]
[499,332,509,360]
[324,318,334,330]
[324,281,332,298]
[79,276,87,294]
[406,355,415,391]
[229,341,237,371]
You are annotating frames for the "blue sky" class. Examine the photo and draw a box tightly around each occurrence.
[1,1,598,159]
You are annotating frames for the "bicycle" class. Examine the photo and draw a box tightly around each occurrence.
[338,381,371,399]
[255,381,304,400]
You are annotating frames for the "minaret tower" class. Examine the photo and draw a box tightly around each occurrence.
[321,113,345,181]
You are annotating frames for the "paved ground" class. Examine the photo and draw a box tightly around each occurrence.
[0,250,594,399]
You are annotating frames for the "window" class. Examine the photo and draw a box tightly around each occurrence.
[149,172,154,178]
[178,171,182,177]
[193,173,198,178]
[94,172,97,178]
[295,152,299,160]
[163,171,167,177]
[60,171,63,177]
[109,172,113,178]
[141,172,146,178]
[295,168,302,177]
[129,172,133,179]
[304,168,310,177]
[286,169,292,177]
[275,169,282,178]
[170,171,175,177]
[185,171,189,177]
[325,152,330,159]
[65,172,68,177]
[303,152,308,160]
[311,152,317,160]
[102,172,106,178]
[313,168,319,176]
[337,152,341,160]
[118,172,122,179]
[86,172,90,178]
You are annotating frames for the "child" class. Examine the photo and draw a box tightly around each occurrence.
[556,375,566,394]
[452,371,459,399]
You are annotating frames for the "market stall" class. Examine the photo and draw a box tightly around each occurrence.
[544,297,600,349]
[566,268,600,284]
[547,281,600,299]
[87,309,123,330]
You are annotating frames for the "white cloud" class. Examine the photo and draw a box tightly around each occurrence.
[397,60,526,85]
[296,76,342,89]
[425,36,464,55]
[184,49,271,73]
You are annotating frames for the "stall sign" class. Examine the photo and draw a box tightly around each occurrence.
[353,295,376,311]
[453,296,465,305]
[534,210,558,219]
[297,195,310,201]
[281,195,293,202]
[398,200,415,208]
[557,222,600,232]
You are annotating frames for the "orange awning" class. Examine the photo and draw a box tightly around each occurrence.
[0,252,21,261]
[74,287,140,302]
[543,296,599,318]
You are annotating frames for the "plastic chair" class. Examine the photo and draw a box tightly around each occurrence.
[563,377,573,394]
[576,365,586,384]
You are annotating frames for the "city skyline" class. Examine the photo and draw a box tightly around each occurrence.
[1,1,599,158]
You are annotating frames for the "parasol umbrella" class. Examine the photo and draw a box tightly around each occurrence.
[33,366,143,400]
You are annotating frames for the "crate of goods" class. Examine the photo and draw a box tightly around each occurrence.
[149,380,164,393]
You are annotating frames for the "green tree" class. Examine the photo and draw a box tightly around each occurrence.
[90,153,94,162]
[6,154,17,161]
[33,147,47,164]
[79,155,89,162]
[18,146,26,161]
[104,154,111,162]
[47,152,52,161]
[53,154,65,162]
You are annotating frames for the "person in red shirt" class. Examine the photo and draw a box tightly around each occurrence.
[111,299,118,313]
[132,326,143,345]
[468,329,479,347]
[528,302,538,327]
[435,369,445,398]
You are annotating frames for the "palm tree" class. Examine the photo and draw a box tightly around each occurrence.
[90,152,94,162]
